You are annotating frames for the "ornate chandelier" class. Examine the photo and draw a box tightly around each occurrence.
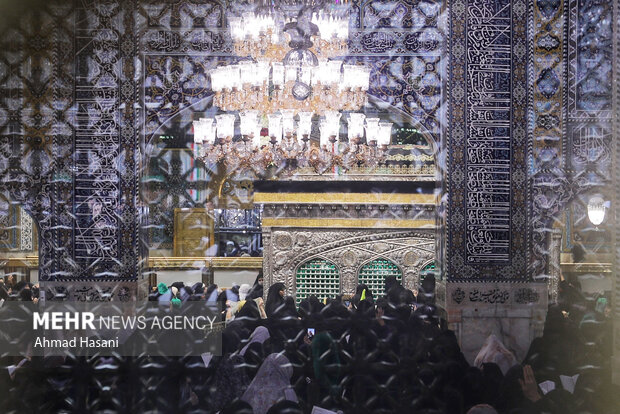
[193,111,392,175]
[210,59,369,114]
[194,5,392,176]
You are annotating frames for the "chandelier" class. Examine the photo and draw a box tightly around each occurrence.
[193,5,393,176]
[193,111,392,175]
[210,59,369,114]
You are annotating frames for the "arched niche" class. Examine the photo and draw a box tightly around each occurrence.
[357,257,403,298]
[294,257,340,305]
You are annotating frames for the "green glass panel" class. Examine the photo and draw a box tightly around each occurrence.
[358,258,402,298]
[295,258,340,305]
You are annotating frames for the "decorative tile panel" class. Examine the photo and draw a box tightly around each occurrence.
[447,0,529,280]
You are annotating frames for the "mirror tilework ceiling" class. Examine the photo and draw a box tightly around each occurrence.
[0,0,615,286]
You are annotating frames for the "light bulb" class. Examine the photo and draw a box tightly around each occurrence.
[377,122,393,146]
[587,195,607,226]
[365,118,380,143]
[297,111,313,140]
[215,114,236,139]
[268,113,283,141]
[347,113,366,140]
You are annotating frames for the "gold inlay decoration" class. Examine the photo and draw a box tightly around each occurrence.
[0,256,39,268]
[254,192,438,204]
[294,164,436,176]
[148,256,263,270]
[173,208,215,257]
[261,218,435,228]
[560,263,612,273]
[0,256,264,270]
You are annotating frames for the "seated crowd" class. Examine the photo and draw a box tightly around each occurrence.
[0,273,616,413]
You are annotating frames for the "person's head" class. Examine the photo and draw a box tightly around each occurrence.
[265,400,303,414]
[19,288,32,301]
[226,241,234,250]
[385,275,397,293]
[267,282,285,299]
[266,283,286,317]
[239,284,252,301]
[466,404,498,414]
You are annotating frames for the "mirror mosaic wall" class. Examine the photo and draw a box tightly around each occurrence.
[0,0,616,365]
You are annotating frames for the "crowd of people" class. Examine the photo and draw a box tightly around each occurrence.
[0,275,39,303]
[0,272,617,413]
[144,274,616,413]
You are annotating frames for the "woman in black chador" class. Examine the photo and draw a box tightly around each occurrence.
[265,282,286,319]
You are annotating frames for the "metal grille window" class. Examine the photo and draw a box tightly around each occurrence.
[295,258,340,305]
[358,258,402,296]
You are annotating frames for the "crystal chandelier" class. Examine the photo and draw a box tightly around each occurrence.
[193,111,393,176]
[211,8,369,115]
[210,59,369,115]
[194,4,392,177]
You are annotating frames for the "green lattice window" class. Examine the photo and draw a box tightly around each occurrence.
[295,259,340,305]
[358,258,402,297]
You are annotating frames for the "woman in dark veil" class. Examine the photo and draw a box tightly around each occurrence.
[351,283,374,308]
[246,271,264,300]
[265,282,285,318]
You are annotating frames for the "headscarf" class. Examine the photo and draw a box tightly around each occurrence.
[19,289,32,301]
[239,284,252,301]
[212,354,251,411]
[247,272,264,300]
[240,326,270,356]
[384,276,398,295]
[171,281,184,292]
[311,331,341,397]
[352,284,374,307]
[158,289,172,303]
[265,283,285,318]
[265,400,303,414]
[466,404,498,414]
[222,284,240,303]
[192,282,204,294]
[206,285,218,302]
[157,282,168,295]
[275,296,297,319]
[241,353,298,414]
[181,286,193,301]
[474,334,517,375]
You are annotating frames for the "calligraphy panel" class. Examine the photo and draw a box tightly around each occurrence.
[448,0,529,279]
